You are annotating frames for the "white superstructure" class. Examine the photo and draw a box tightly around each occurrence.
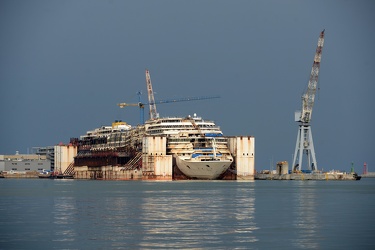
[145,113,233,179]
[80,120,131,140]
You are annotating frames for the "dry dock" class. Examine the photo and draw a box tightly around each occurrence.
[73,135,255,181]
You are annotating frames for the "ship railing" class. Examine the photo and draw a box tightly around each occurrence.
[63,162,75,176]
[121,152,142,171]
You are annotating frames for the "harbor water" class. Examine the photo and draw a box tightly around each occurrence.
[0,179,374,249]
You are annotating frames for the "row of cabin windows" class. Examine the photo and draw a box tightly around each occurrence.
[160,119,182,123]
[151,125,192,128]
[11,168,44,171]
[149,125,218,129]
[157,119,216,125]
[242,153,254,156]
[198,124,217,128]
[11,163,45,165]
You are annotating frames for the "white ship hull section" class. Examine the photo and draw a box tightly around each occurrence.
[176,156,231,179]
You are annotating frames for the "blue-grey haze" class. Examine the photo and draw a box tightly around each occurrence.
[0,0,374,172]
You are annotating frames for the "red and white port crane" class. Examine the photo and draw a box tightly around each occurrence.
[292,30,325,172]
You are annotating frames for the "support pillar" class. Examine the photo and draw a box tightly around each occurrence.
[292,124,317,171]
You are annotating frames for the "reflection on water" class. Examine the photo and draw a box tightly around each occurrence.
[46,181,257,249]
[139,182,257,249]
[52,197,77,242]
[3,179,372,249]
[292,181,320,249]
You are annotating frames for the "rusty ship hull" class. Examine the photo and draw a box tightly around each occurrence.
[72,114,234,180]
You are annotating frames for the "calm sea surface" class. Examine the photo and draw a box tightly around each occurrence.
[0,178,374,249]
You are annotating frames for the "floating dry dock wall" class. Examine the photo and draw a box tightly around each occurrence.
[226,136,255,180]
[73,135,255,180]
[142,136,173,180]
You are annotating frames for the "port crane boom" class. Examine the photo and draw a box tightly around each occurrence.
[292,30,325,172]
[117,69,220,124]
[145,69,158,120]
[299,30,325,124]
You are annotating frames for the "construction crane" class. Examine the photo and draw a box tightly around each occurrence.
[118,69,220,124]
[292,29,325,172]
[118,95,220,124]
[145,69,158,120]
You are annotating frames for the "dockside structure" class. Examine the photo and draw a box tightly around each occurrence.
[72,132,255,180]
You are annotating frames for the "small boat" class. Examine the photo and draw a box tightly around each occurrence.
[353,172,361,180]
[38,171,74,179]
[38,171,52,178]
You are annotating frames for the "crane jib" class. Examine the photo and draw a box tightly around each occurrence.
[300,30,325,123]
[117,70,220,124]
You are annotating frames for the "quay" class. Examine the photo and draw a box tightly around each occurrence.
[361,172,375,178]
[255,172,360,181]
[255,161,361,181]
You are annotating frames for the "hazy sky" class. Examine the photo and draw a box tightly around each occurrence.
[1,0,374,172]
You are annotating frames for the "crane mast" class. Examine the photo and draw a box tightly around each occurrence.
[145,69,158,120]
[292,30,325,172]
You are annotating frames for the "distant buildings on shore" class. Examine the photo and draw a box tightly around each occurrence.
[0,144,77,175]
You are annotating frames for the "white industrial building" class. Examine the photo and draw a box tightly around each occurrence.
[0,151,50,173]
